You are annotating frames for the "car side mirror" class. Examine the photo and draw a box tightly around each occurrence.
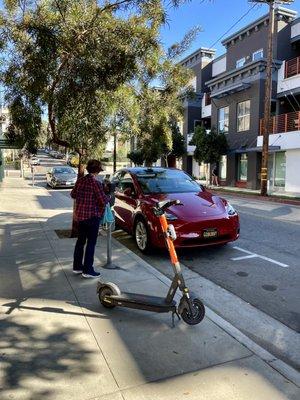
[123,187,136,197]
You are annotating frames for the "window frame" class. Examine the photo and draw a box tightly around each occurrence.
[236,57,246,68]
[237,100,251,132]
[252,49,263,62]
[218,106,229,134]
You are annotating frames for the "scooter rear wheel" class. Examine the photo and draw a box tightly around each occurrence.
[99,286,116,309]
[180,298,205,325]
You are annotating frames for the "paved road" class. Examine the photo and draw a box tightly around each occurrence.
[36,152,300,332]
[113,196,300,333]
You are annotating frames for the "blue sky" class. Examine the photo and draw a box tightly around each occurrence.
[161,0,300,59]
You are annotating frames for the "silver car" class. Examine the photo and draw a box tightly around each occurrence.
[46,166,77,188]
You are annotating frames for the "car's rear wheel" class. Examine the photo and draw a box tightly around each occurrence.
[134,219,151,253]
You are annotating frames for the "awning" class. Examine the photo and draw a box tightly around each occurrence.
[233,146,281,154]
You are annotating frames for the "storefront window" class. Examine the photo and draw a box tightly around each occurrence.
[219,155,227,180]
[274,152,286,187]
[238,153,248,181]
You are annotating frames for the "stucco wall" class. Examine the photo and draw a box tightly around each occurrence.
[285,149,300,192]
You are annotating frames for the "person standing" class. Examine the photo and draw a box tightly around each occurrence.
[212,165,219,186]
[71,159,110,278]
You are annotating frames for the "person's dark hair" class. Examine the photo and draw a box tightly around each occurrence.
[86,159,103,174]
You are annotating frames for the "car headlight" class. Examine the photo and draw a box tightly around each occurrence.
[165,212,178,221]
[225,203,237,216]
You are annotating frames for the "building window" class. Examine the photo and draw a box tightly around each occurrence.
[219,155,227,180]
[236,57,245,68]
[238,153,248,181]
[253,49,263,61]
[218,106,229,134]
[237,100,251,132]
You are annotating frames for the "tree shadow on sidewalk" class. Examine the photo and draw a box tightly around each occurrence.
[0,317,94,400]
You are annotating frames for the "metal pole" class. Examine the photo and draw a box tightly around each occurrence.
[261,0,275,196]
[102,222,120,270]
[107,224,112,265]
[113,129,117,173]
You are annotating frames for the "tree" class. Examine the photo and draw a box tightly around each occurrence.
[164,121,186,167]
[190,126,228,184]
[0,0,172,174]
[127,149,144,166]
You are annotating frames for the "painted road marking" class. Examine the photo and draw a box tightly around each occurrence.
[231,254,257,261]
[232,246,289,268]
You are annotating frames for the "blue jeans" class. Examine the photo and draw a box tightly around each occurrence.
[73,217,101,273]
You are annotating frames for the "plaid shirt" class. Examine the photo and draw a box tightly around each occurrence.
[71,174,109,221]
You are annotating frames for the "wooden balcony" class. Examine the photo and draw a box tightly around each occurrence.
[204,92,211,106]
[259,111,300,135]
[284,56,300,78]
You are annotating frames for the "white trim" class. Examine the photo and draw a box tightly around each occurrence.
[252,48,263,61]
[236,57,246,68]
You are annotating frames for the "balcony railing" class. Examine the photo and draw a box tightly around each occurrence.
[204,92,211,106]
[259,111,300,135]
[284,56,300,78]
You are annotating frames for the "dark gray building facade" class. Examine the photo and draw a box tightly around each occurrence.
[181,7,300,192]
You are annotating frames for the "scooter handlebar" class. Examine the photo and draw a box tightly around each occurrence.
[155,199,182,213]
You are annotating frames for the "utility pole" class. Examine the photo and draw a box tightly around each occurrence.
[250,0,293,196]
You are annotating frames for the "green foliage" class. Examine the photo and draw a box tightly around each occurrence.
[169,121,185,158]
[127,149,144,166]
[4,95,41,153]
[1,0,169,155]
[190,126,228,165]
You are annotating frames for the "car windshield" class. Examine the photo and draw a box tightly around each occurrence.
[53,167,75,174]
[135,169,201,194]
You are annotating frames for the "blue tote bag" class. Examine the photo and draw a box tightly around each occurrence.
[101,203,115,230]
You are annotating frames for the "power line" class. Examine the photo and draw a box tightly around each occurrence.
[206,3,260,51]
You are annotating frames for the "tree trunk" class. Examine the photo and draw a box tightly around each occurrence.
[167,155,176,168]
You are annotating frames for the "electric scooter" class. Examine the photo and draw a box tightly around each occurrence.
[97,199,205,326]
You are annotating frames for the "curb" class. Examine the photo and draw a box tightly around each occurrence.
[210,189,300,206]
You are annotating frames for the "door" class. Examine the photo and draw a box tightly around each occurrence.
[114,172,137,231]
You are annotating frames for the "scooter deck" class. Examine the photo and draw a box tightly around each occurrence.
[108,292,176,313]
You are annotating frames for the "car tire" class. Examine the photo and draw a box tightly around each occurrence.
[134,218,151,253]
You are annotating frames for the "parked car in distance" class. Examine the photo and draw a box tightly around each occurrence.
[46,166,77,188]
[112,167,240,252]
[30,156,40,165]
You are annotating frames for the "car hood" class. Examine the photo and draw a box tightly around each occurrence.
[145,191,226,219]
[54,173,76,180]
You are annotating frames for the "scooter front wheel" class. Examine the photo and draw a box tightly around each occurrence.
[180,298,205,325]
[99,286,116,309]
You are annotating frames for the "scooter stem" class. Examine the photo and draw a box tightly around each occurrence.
[159,214,178,265]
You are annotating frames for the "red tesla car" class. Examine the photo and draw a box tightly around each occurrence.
[112,167,239,252]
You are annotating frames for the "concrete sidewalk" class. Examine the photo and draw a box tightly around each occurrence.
[0,177,299,400]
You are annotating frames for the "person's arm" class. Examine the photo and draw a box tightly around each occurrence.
[94,180,110,207]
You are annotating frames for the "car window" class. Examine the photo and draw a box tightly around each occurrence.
[53,167,75,174]
[136,169,201,194]
[112,171,126,188]
[118,173,135,194]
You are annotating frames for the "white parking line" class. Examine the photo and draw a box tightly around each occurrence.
[231,254,257,261]
[232,246,289,268]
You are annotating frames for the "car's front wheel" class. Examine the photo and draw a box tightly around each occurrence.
[134,219,151,253]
